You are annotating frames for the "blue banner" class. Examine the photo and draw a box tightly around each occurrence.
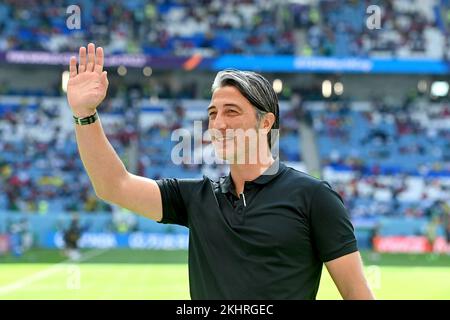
[213,55,450,74]
[44,232,189,250]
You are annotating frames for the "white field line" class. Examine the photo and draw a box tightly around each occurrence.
[0,249,109,296]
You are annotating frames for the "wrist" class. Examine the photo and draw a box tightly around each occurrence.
[72,110,97,118]
[73,111,98,126]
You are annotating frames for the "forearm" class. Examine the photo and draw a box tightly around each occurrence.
[326,252,376,300]
[74,113,128,199]
[341,283,375,300]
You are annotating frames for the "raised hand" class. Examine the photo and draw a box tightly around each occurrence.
[67,43,109,117]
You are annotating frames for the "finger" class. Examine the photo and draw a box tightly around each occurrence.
[69,56,77,78]
[94,47,104,74]
[86,43,95,72]
[78,46,86,73]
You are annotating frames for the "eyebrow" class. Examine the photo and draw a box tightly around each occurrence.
[207,104,242,112]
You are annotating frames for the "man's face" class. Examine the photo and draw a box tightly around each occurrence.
[208,86,266,163]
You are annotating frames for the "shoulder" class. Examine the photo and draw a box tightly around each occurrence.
[156,176,212,197]
[279,165,326,192]
[278,165,342,211]
[155,176,216,214]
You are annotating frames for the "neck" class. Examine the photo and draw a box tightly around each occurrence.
[229,153,275,196]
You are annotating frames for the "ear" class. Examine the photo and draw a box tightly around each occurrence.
[261,112,275,134]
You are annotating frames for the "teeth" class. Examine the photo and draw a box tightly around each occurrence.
[215,137,234,142]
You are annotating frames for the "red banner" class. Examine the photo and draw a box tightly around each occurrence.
[373,236,449,253]
[0,235,9,254]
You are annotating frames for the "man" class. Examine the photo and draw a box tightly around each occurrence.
[63,214,83,261]
[67,43,374,299]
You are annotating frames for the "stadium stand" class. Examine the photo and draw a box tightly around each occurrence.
[1,0,449,58]
[0,0,449,251]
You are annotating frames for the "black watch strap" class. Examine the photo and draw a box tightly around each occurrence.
[73,112,98,125]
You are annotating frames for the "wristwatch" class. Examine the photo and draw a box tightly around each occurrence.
[73,112,98,125]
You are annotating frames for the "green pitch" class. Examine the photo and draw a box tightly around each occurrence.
[0,249,449,299]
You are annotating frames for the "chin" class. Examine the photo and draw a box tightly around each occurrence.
[214,145,235,163]
[213,146,235,162]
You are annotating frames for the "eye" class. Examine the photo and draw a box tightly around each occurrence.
[227,110,238,115]
[208,111,217,118]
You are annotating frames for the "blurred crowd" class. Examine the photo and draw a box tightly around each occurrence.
[329,174,450,219]
[1,0,450,58]
[315,97,450,174]
[0,0,295,56]
[0,98,114,214]
[297,0,450,59]
[311,95,450,219]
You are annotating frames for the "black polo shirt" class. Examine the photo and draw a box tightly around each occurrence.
[156,161,358,300]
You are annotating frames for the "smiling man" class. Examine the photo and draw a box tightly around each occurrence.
[67,43,374,300]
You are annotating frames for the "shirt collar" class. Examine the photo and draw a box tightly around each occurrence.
[219,159,286,194]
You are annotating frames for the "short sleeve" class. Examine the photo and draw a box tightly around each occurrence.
[309,181,358,262]
[155,178,190,227]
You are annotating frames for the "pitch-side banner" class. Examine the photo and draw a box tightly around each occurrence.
[2,51,450,74]
[374,236,449,253]
[44,232,188,250]
[0,235,9,254]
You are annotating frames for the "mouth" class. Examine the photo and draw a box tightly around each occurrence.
[212,136,234,142]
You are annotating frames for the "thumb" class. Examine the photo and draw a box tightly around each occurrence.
[101,71,108,85]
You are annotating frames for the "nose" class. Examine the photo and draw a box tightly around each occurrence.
[210,111,227,131]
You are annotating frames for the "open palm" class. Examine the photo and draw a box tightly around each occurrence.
[67,43,109,116]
